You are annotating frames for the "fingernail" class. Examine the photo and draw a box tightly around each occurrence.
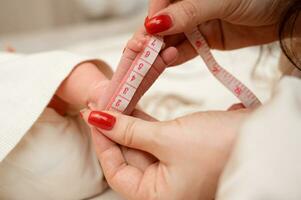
[88,111,116,130]
[144,15,172,34]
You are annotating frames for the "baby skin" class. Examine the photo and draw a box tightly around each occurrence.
[52,32,178,193]
[0,32,177,200]
[53,32,178,114]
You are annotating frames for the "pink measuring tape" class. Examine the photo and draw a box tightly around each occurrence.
[185,28,261,108]
[105,28,261,113]
[105,36,164,113]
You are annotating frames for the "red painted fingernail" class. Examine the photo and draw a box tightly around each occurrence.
[88,111,116,130]
[144,15,172,34]
[144,16,149,23]
[79,112,83,118]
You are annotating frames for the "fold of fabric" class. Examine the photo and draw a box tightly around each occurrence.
[217,77,301,200]
[0,51,104,161]
[0,108,108,199]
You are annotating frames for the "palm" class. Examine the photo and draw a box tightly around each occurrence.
[91,127,169,199]
[130,162,168,199]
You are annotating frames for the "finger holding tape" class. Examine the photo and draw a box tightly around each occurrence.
[81,109,167,159]
[88,108,157,172]
[107,35,178,114]
[95,37,148,110]
[123,46,178,114]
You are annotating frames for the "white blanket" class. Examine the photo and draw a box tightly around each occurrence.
[0,52,121,199]
[217,75,301,200]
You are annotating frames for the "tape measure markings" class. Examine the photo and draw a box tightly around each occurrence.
[106,36,164,112]
[185,27,261,108]
[105,28,261,113]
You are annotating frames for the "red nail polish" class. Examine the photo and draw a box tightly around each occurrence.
[144,16,149,23]
[79,112,83,118]
[144,15,172,34]
[88,111,116,130]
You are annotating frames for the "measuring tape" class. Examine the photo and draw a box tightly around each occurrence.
[105,28,261,113]
[185,27,261,108]
[105,36,164,112]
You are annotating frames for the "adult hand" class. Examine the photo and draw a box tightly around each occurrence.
[81,108,250,200]
[145,0,287,65]
[56,33,177,169]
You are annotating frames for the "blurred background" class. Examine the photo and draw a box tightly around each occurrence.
[0,0,148,52]
[0,0,279,119]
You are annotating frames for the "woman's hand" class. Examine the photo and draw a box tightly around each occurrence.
[81,108,250,200]
[55,33,177,169]
[145,0,286,65]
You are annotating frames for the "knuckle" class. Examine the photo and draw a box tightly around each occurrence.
[123,119,137,147]
[177,0,199,28]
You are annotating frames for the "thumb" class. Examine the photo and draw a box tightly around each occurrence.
[145,0,223,35]
[81,109,167,157]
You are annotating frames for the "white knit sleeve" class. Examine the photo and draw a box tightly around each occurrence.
[0,51,101,161]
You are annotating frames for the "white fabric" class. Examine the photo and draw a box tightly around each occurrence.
[0,51,88,161]
[217,76,301,200]
[0,108,107,199]
[0,52,121,199]
[2,49,300,199]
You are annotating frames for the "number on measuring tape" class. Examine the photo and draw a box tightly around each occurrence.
[148,37,163,51]
[195,40,202,48]
[211,65,221,74]
[133,59,151,76]
[106,35,164,113]
[111,96,129,111]
[185,28,261,108]
[120,84,136,100]
[142,47,157,64]
[127,71,143,88]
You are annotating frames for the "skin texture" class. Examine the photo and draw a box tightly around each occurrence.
[83,0,288,199]
[55,34,178,109]
[147,0,287,65]
[53,34,178,171]
[53,1,287,199]
[82,108,250,200]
